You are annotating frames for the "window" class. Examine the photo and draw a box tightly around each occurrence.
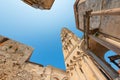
[70,60,73,63]
[77,51,80,55]
[73,56,76,60]
[51,77,59,80]
[67,64,69,67]
[79,68,84,73]
[104,50,119,71]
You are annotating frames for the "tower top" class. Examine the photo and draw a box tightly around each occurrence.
[61,28,81,59]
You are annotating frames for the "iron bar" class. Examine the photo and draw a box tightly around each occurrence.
[108,55,120,69]
[85,50,114,80]
[83,11,92,49]
[89,35,120,54]
[91,8,120,16]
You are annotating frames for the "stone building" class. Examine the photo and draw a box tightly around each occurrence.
[73,0,120,79]
[1,0,120,80]
[22,0,55,10]
[61,28,117,80]
[74,0,120,56]
[0,35,68,80]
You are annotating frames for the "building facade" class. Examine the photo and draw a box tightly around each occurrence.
[0,35,68,80]
[73,0,120,79]
[61,28,118,80]
[1,0,120,80]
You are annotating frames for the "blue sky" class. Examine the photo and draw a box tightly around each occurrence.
[0,0,83,70]
[0,0,118,71]
[105,51,119,70]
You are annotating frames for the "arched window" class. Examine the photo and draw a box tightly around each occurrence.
[62,77,68,80]
[51,75,60,80]
[104,50,119,71]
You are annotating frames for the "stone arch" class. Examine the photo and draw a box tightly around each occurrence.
[51,75,60,80]
[52,77,59,80]
[62,77,68,80]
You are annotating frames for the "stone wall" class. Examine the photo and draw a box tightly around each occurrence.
[61,28,108,80]
[0,35,68,80]
[76,0,120,39]
[74,0,120,79]
[22,0,55,10]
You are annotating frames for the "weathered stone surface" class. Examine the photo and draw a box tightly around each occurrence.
[61,28,80,60]
[76,0,120,39]
[98,0,120,39]
[46,66,68,80]
[22,0,55,10]
[0,35,68,80]
[74,0,120,79]
[61,28,120,80]
[0,35,33,80]
[12,70,33,80]
[0,36,33,65]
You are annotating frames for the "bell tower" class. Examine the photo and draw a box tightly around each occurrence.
[61,28,112,80]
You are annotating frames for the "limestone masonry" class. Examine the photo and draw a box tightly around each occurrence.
[0,35,68,80]
[22,0,55,10]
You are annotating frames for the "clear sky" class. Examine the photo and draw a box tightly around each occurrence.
[0,0,83,70]
[0,0,118,71]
